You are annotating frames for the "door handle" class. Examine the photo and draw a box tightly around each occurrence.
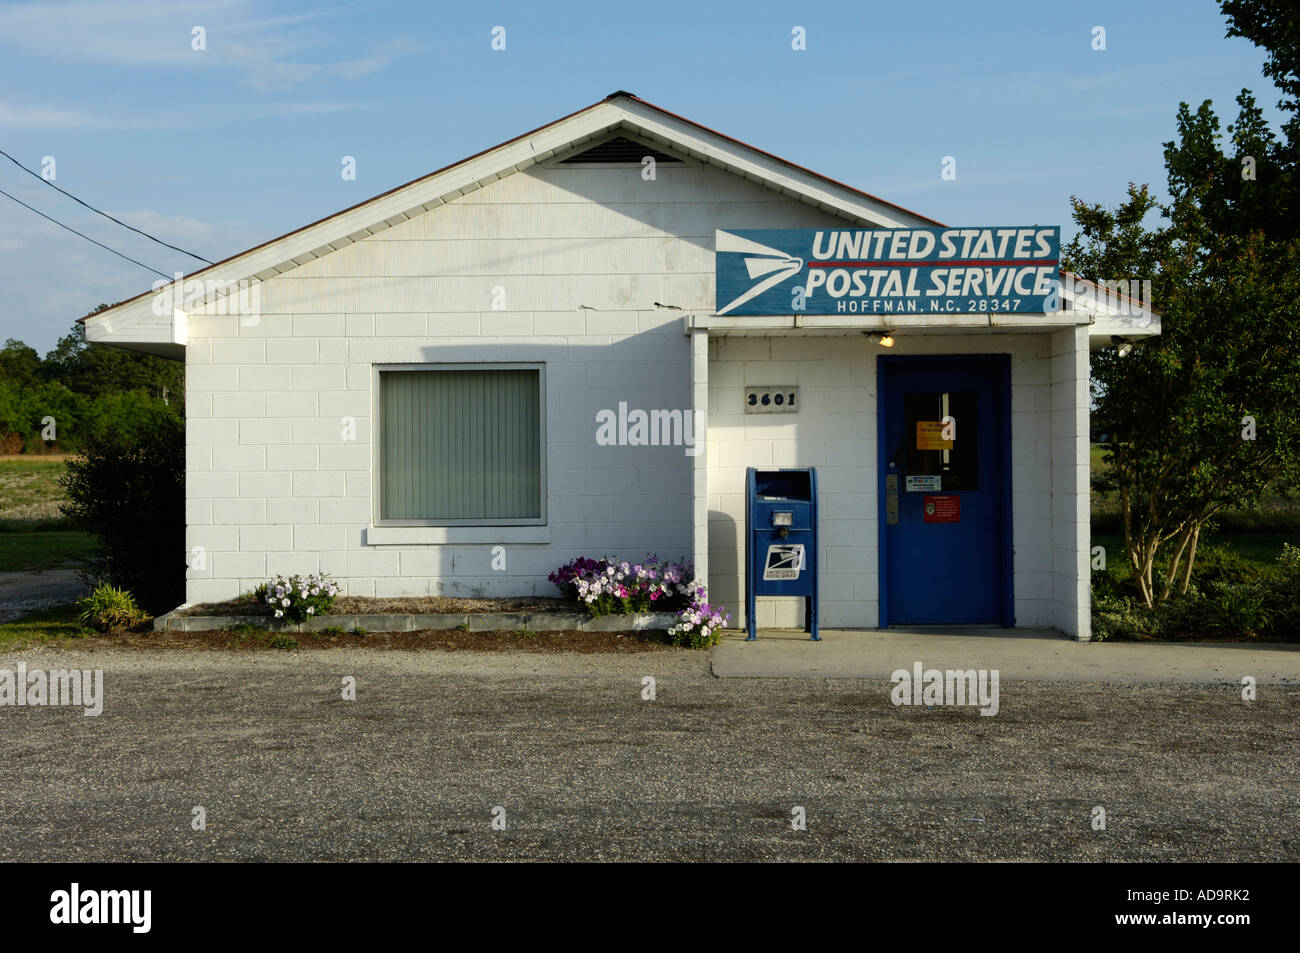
[885,474,899,524]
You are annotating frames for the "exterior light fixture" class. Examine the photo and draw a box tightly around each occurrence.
[867,331,896,347]
[1111,335,1134,357]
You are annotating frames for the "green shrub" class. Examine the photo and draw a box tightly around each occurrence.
[61,406,184,613]
[268,634,299,649]
[1091,591,1157,642]
[1092,543,1300,642]
[1155,592,1216,639]
[75,583,149,632]
[1190,543,1267,589]
[1207,584,1272,637]
[1259,544,1300,640]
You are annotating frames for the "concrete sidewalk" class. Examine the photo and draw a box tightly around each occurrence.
[709,627,1300,683]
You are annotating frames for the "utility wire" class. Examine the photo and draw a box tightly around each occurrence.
[0,186,172,279]
[0,147,213,264]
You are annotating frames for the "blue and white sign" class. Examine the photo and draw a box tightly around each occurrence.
[715,226,1060,316]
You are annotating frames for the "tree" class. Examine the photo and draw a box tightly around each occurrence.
[43,316,184,409]
[0,339,42,390]
[61,405,185,613]
[1221,0,1300,163]
[1067,89,1300,606]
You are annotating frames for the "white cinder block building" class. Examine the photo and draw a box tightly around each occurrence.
[84,92,1158,640]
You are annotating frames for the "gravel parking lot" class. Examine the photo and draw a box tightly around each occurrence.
[1,648,1296,861]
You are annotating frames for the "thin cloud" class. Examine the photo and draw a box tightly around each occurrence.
[0,0,417,90]
[0,97,379,131]
[0,100,168,131]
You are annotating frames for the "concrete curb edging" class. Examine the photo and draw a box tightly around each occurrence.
[159,611,677,634]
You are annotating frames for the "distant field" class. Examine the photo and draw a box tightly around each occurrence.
[0,455,72,520]
[1092,531,1296,574]
[0,455,98,571]
[1090,443,1300,534]
[1091,441,1299,572]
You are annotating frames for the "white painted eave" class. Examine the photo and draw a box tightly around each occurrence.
[688,312,1090,335]
[84,96,950,348]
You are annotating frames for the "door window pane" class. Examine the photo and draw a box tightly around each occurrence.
[902,390,979,490]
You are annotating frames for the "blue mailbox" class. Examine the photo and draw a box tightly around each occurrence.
[745,467,819,641]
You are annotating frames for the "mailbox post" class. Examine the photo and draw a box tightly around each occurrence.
[745,467,819,641]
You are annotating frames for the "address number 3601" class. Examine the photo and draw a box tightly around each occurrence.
[744,386,798,414]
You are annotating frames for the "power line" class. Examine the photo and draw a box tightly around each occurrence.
[0,147,213,264]
[0,187,171,279]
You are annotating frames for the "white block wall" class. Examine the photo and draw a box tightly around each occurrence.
[706,331,1078,634]
[183,159,846,604]
[1050,326,1091,639]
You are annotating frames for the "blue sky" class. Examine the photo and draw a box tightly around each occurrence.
[0,0,1286,354]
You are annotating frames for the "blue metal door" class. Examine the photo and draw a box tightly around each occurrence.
[878,356,1012,626]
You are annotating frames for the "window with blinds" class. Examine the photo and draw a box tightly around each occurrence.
[376,365,544,524]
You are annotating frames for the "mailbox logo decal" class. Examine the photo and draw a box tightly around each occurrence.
[763,544,806,581]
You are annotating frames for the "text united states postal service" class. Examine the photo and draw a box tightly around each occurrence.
[715,226,1061,316]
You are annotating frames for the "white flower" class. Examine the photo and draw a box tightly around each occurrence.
[306,606,315,615]
[274,609,283,618]
[281,598,290,607]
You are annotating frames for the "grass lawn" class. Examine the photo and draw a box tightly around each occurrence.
[1092,531,1298,572]
[0,530,98,572]
[0,603,93,650]
[0,455,73,520]
[0,455,98,571]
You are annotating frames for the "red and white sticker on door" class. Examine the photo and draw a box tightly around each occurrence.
[922,495,960,523]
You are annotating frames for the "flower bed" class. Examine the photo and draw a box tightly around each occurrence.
[548,555,730,648]
[180,594,576,617]
[164,562,732,649]
[256,573,339,622]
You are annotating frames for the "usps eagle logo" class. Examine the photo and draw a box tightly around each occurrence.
[762,543,806,581]
[715,230,803,315]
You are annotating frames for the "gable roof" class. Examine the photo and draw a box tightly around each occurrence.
[80,91,944,355]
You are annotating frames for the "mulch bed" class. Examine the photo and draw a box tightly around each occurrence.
[62,627,680,654]
[182,595,575,617]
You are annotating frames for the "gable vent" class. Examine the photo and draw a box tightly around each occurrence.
[559,136,682,164]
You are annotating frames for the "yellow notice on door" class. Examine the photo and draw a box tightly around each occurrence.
[916,421,953,451]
